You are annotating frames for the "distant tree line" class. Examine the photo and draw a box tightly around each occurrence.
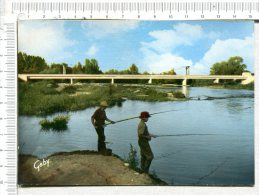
[18,52,249,76]
[210,56,248,75]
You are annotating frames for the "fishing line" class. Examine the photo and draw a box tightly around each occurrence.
[154,133,216,137]
[105,109,183,126]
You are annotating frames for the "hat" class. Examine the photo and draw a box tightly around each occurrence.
[139,111,151,119]
[100,101,108,107]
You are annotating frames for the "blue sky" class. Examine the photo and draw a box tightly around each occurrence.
[18,20,254,74]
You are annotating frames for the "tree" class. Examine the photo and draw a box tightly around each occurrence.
[142,71,150,75]
[18,52,48,73]
[50,63,63,74]
[72,62,84,74]
[210,56,247,75]
[128,64,139,74]
[105,69,120,74]
[161,69,176,75]
[84,59,102,74]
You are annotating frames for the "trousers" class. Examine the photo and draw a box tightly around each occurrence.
[138,139,154,173]
[95,126,106,152]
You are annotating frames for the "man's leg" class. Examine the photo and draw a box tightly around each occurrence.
[95,127,106,151]
[142,143,154,173]
[140,154,147,171]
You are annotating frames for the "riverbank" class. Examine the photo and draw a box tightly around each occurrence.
[191,81,254,90]
[18,150,167,186]
[18,81,187,116]
[19,80,254,116]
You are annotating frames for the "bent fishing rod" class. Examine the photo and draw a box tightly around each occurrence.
[105,109,182,126]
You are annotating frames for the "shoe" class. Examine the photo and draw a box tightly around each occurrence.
[98,149,112,156]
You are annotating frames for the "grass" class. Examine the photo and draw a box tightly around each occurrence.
[39,115,70,130]
[19,81,125,116]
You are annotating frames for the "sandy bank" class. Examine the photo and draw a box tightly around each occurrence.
[19,150,167,186]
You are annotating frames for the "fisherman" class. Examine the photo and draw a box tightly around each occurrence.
[138,111,157,173]
[91,101,115,155]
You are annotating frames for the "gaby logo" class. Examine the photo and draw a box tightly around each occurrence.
[33,159,50,172]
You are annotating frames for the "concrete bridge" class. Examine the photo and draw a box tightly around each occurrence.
[18,72,254,85]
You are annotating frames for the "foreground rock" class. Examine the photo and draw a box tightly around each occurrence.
[19,150,167,186]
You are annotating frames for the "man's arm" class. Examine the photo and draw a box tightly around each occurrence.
[104,112,115,124]
[91,116,97,128]
[106,118,115,124]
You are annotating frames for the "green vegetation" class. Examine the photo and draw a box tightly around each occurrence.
[62,85,77,94]
[39,115,70,130]
[210,56,247,75]
[223,81,254,90]
[18,52,48,74]
[125,144,139,171]
[190,79,254,90]
[18,52,253,88]
[172,91,185,98]
[19,81,126,116]
[19,81,187,116]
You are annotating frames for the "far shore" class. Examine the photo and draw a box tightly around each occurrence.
[18,81,254,116]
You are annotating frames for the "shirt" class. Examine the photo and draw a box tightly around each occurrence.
[138,120,150,138]
[92,108,107,126]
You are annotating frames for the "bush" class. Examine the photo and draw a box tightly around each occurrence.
[40,87,60,95]
[172,91,185,98]
[62,85,77,94]
[39,115,70,130]
[126,144,139,170]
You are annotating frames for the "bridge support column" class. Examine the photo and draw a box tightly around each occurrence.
[111,78,115,84]
[182,79,187,86]
[148,78,152,84]
[70,79,73,85]
[214,78,220,84]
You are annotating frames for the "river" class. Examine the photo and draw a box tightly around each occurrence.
[18,87,254,185]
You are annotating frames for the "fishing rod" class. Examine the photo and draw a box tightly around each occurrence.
[153,133,216,137]
[105,109,182,126]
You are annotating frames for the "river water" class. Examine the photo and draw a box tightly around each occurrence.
[18,87,254,185]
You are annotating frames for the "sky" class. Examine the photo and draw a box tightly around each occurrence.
[18,20,254,75]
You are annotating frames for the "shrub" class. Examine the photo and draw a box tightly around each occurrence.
[172,91,185,98]
[40,87,60,95]
[39,115,70,130]
[126,144,139,170]
[62,85,77,94]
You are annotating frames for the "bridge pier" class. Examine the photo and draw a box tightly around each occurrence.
[148,78,152,84]
[111,78,115,84]
[182,79,187,86]
[70,78,73,85]
[214,78,220,84]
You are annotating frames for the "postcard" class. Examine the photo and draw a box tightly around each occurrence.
[17,20,254,189]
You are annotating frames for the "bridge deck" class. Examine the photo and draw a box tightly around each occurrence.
[18,74,246,80]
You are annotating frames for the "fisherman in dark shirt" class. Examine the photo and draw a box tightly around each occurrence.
[91,101,115,154]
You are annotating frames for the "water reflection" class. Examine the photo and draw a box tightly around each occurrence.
[182,86,189,97]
